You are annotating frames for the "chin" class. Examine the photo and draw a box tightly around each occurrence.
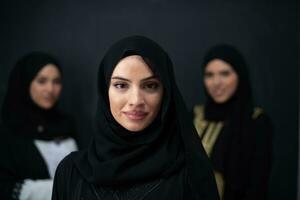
[126,127,144,132]
[124,124,146,132]
[213,97,229,104]
[38,103,55,110]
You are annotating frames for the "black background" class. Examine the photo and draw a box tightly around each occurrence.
[0,1,298,199]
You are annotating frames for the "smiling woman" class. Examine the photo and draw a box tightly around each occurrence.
[193,44,273,200]
[0,52,78,200]
[51,36,219,200]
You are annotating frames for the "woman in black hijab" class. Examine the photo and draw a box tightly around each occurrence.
[52,35,219,200]
[193,44,272,200]
[0,52,78,200]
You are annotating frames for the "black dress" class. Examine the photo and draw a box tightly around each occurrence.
[193,105,272,200]
[52,151,190,200]
[194,44,273,200]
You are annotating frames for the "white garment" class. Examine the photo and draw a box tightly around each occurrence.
[18,138,77,200]
[19,179,53,200]
[34,138,78,178]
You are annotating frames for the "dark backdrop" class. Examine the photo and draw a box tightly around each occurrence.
[0,1,298,199]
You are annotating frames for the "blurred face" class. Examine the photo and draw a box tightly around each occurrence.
[30,64,62,109]
[204,59,238,104]
[108,55,163,132]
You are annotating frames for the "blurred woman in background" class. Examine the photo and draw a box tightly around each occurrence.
[193,44,272,200]
[0,52,78,200]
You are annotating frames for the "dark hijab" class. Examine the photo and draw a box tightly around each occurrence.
[1,52,74,140]
[202,44,253,121]
[74,36,219,199]
[202,44,256,194]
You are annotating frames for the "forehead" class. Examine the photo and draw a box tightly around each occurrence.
[111,55,153,78]
[35,64,61,77]
[205,59,234,72]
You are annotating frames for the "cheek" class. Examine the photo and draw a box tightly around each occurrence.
[29,83,40,99]
[148,93,163,113]
[54,85,62,97]
[29,84,44,106]
[227,76,239,93]
[204,79,213,92]
[108,90,125,113]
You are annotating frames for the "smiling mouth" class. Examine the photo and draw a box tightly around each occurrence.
[123,111,148,120]
[211,90,225,96]
[43,97,55,102]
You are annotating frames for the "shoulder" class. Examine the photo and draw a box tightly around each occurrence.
[252,107,264,119]
[53,151,89,199]
[251,107,273,139]
[54,151,83,187]
[52,152,82,195]
[251,107,272,127]
[55,151,78,176]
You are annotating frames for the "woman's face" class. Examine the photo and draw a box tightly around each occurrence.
[204,59,239,104]
[108,55,163,132]
[29,64,62,109]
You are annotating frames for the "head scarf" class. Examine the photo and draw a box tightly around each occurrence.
[201,44,256,192]
[74,36,219,199]
[201,44,253,121]
[1,52,74,140]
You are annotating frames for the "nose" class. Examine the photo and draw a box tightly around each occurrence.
[211,76,222,86]
[128,88,144,107]
[45,82,55,93]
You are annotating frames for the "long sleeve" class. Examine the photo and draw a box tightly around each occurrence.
[0,137,23,200]
[0,132,49,200]
[0,162,19,200]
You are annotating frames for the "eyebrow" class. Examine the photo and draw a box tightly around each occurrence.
[111,75,158,82]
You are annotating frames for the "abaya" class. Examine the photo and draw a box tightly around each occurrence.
[0,52,78,200]
[52,36,219,200]
[193,44,273,200]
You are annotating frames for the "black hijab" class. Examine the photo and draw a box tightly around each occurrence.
[74,36,219,199]
[1,52,74,140]
[202,44,253,121]
[202,44,256,192]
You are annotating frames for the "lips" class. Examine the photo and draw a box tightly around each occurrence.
[210,89,225,97]
[123,111,148,120]
[43,96,55,103]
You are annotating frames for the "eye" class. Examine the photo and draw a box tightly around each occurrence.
[113,82,128,89]
[204,72,213,78]
[53,78,62,85]
[143,81,161,91]
[220,70,231,77]
[36,77,47,84]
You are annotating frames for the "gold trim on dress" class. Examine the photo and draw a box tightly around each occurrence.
[214,170,225,200]
[193,105,225,199]
[193,105,223,156]
[252,107,263,119]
